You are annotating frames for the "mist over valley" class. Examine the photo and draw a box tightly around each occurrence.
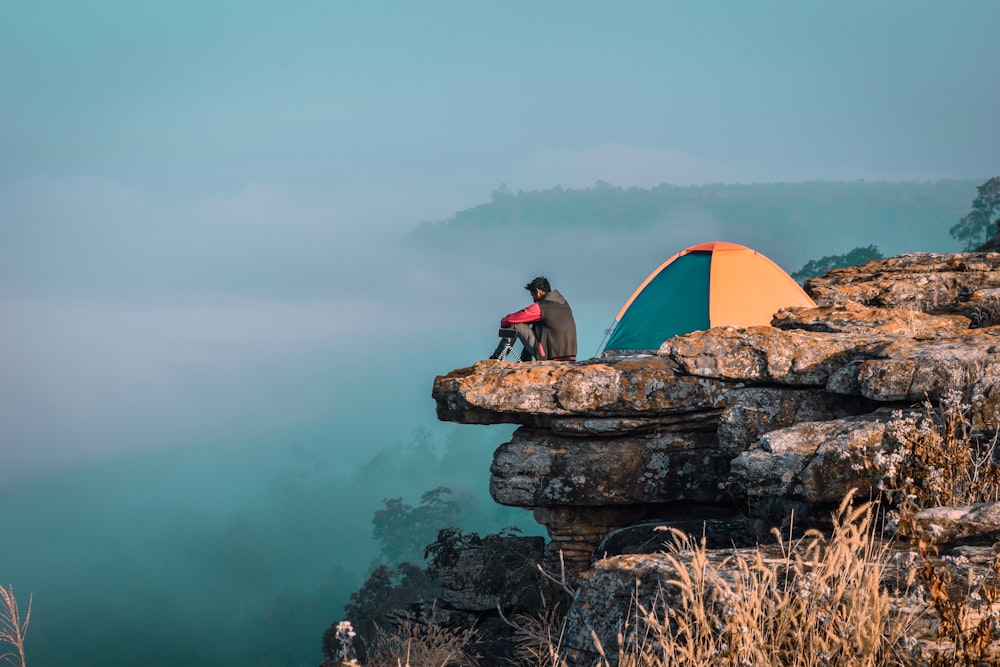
[2,1,997,663]
[1,178,981,665]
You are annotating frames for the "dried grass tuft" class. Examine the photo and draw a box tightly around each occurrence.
[508,594,570,667]
[0,585,30,667]
[603,494,910,667]
[363,608,477,667]
[341,393,1000,666]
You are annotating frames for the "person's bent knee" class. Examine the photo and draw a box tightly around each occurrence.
[512,323,543,360]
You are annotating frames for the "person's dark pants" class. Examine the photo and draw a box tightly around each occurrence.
[512,322,546,361]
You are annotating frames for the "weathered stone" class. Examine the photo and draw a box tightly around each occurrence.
[560,544,795,665]
[436,535,545,612]
[718,386,876,451]
[561,540,996,667]
[839,332,1000,402]
[490,427,727,508]
[545,412,718,436]
[956,287,1000,327]
[950,545,1000,563]
[969,376,1000,430]
[532,506,658,578]
[660,326,884,385]
[430,251,1000,607]
[555,364,622,411]
[432,356,740,425]
[772,301,970,335]
[595,516,766,559]
[804,252,1000,311]
[730,409,901,504]
[659,324,1000,403]
[915,503,1000,545]
[432,361,581,424]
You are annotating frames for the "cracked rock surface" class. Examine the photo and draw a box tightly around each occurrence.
[431,252,1000,579]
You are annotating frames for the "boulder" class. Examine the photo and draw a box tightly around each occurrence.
[804,252,1000,311]
[432,357,740,426]
[435,534,546,612]
[490,427,728,508]
[730,409,902,504]
[772,301,971,335]
[428,252,1000,662]
[914,503,1000,545]
[660,326,884,385]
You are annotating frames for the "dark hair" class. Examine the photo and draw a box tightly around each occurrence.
[524,276,550,293]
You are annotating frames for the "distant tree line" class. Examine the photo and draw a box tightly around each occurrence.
[953,177,1000,251]
[412,179,974,243]
[788,177,999,282]
[791,245,884,283]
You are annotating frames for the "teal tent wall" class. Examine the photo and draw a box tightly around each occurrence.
[604,251,712,351]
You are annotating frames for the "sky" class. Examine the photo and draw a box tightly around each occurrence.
[1,0,999,479]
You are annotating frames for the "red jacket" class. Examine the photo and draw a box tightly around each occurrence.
[500,303,542,327]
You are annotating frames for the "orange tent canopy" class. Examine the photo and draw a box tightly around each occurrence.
[604,241,815,351]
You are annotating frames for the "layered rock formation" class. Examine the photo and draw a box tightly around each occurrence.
[431,252,1000,662]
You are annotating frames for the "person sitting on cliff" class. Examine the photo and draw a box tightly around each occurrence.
[490,276,577,361]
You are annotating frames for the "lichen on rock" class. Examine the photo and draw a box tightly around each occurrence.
[430,252,1000,665]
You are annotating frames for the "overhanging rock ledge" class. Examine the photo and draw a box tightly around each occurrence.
[431,252,1000,580]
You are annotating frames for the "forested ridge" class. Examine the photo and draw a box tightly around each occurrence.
[416,180,976,235]
[412,180,978,269]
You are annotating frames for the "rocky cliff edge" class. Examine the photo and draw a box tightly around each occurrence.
[431,252,1000,662]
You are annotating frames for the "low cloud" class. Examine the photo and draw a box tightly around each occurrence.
[0,296,402,477]
[193,183,339,230]
[0,175,144,225]
[508,143,718,189]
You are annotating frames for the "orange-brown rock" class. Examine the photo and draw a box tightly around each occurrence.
[432,356,740,427]
[772,301,970,335]
[430,252,1000,586]
[804,251,1000,310]
[660,325,883,385]
[490,427,725,508]
[730,408,903,503]
[661,323,1000,402]
[429,251,1000,666]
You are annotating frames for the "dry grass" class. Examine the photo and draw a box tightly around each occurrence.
[502,495,914,667]
[339,393,1000,666]
[595,494,912,667]
[502,395,1000,666]
[866,391,1000,665]
[872,391,1000,533]
[966,295,1000,328]
[907,539,1000,666]
[362,608,478,667]
[0,585,30,667]
[508,595,570,667]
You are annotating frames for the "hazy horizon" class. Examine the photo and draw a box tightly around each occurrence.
[2,2,997,664]
[4,1,998,478]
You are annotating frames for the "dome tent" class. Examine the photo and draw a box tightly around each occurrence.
[601,241,816,353]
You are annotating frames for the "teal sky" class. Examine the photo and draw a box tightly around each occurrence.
[4,1,997,202]
[1,1,998,475]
